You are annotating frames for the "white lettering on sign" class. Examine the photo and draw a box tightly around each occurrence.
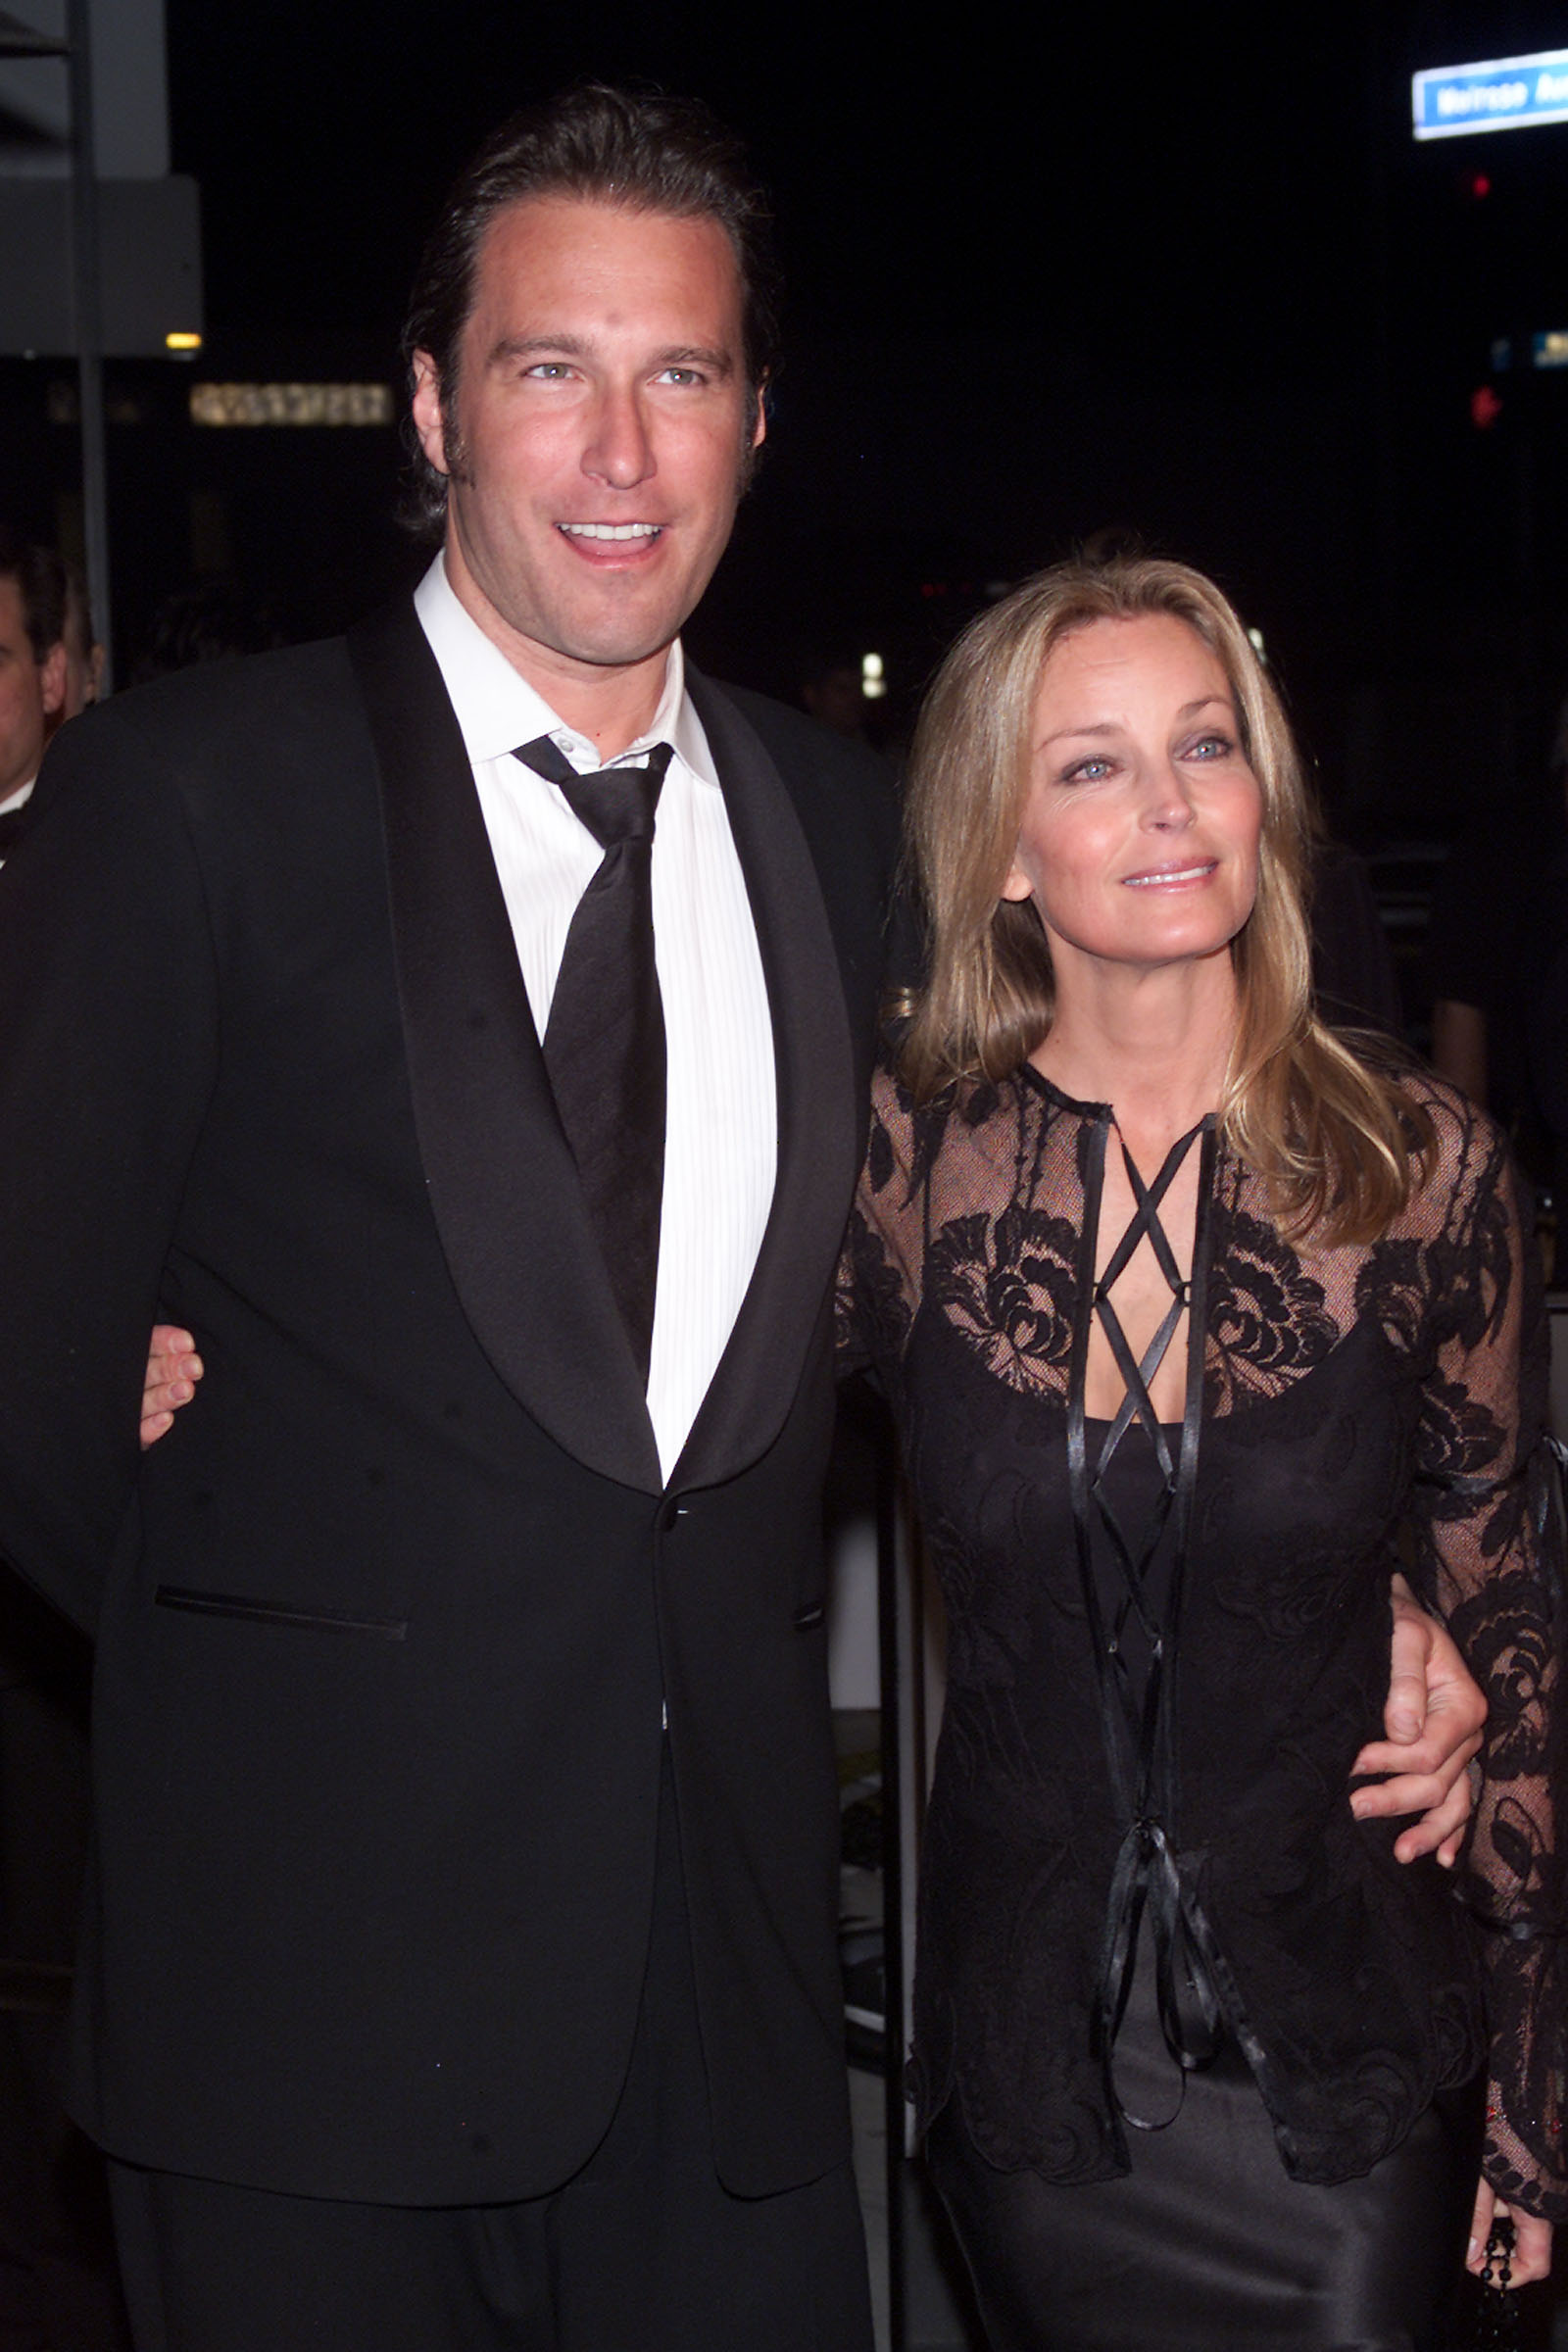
[189,382,394,428]
[1438,78,1529,116]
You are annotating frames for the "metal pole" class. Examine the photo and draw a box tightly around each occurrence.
[65,0,112,690]
[876,1429,909,2347]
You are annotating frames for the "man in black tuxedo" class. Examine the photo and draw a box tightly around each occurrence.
[0,89,892,2352]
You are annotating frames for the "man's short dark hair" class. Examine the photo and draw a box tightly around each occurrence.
[399,83,781,536]
[0,529,67,662]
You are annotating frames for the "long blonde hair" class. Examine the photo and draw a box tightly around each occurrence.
[899,557,1430,1244]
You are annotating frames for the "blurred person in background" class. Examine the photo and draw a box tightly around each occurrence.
[127,578,288,686]
[0,534,67,861]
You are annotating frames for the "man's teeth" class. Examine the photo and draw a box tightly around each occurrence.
[560,522,661,540]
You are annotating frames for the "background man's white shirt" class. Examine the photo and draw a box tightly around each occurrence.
[0,775,36,870]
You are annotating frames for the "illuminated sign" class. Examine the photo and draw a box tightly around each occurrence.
[190,382,393,427]
[1412,49,1568,139]
[1483,335,1568,371]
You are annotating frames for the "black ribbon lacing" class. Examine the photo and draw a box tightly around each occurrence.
[1067,1113,1255,2134]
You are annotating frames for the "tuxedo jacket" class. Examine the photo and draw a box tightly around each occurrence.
[0,599,895,2206]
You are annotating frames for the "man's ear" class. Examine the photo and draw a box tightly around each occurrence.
[410,353,451,477]
[39,640,67,721]
[750,381,767,454]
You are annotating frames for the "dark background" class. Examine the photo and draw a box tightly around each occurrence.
[5,0,1568,839]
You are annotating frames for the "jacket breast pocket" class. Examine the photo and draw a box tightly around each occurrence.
[154,1585,409,1641]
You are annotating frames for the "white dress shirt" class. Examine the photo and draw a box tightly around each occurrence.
[0,775,36,871]
[414,556,777,1482]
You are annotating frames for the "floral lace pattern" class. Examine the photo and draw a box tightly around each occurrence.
[839,1059,1566,2212]
[1203,1207,1338,1406]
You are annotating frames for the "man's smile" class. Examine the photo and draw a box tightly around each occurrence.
[558,521,663,542]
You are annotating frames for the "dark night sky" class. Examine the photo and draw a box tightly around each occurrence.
[169,4,1390,404]
[166,4,1381,345]
[135,2,1568,813]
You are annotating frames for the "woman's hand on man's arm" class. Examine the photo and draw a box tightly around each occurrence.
[140,1324,202,1448]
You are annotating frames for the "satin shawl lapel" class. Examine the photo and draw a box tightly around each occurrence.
[673,672,858,1494]
[347,600,661,1493]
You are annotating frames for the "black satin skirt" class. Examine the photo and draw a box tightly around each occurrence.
[925,1966,1481,2352]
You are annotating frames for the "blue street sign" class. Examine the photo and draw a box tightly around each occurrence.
[1413,49,1568,139]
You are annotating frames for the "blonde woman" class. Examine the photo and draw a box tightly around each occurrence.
[840,558,1563,2347]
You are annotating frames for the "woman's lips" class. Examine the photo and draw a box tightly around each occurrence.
[1121,858,1218,888]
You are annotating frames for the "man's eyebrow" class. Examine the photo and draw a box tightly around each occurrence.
[484,335,737,375]
[656,345,737,376]
[485,333,593,367]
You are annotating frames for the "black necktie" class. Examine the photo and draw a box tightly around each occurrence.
[514,735,674,1385]
[0,804,30,856]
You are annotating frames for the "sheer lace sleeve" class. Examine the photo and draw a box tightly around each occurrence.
[835,1062,924,1385]
[1400,1094,1567,2221]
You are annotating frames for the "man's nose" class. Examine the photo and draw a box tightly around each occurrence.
[583,387,656,488]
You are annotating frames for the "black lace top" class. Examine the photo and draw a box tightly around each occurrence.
[839,1058,1567,2217]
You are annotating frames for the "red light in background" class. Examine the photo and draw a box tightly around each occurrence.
[1471,385,1503,429]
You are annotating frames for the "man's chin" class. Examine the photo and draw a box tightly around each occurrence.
[535,602,694,677]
